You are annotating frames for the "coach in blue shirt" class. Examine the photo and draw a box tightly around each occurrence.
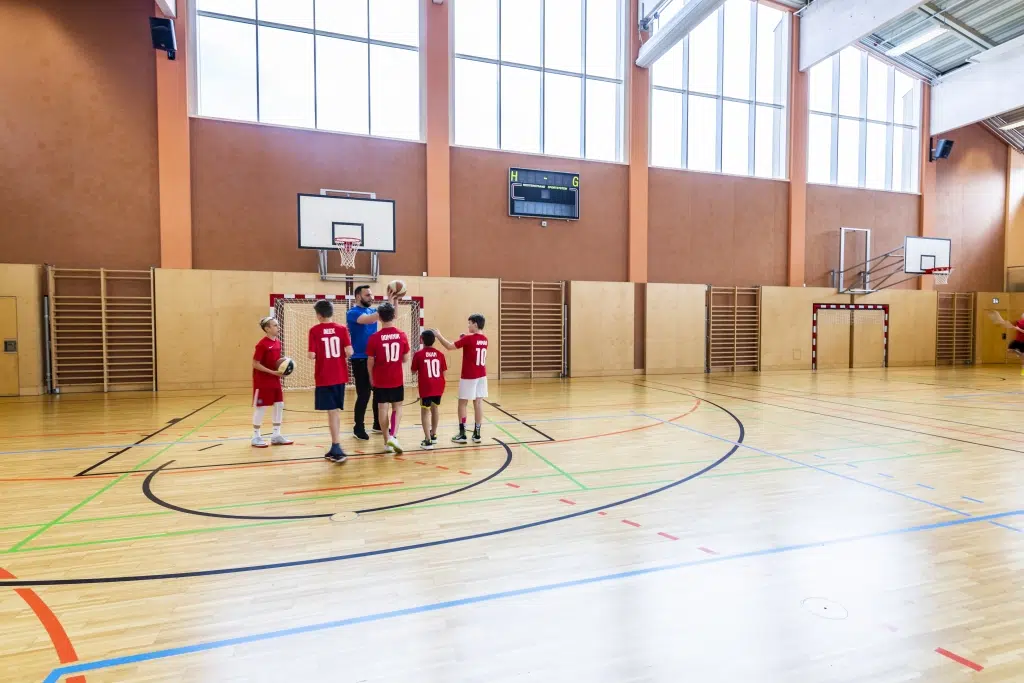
[347,285,397,440]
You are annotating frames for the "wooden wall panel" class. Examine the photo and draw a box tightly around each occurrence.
[973,292,1024,364]
[645,283,705,374]
[156,269,499,389]
[0,264,44,394]
[0,0,160,270]
[815,309,851,370]
[851,310,886,368]
[190,118,427,277]
[858,290,937,366]
[1007,150,1024,272]
[760,286,849,370]
[648,169,788,286]
[450,148,629,282]
[934,124,1007,292]
[805,186,919,288]
[570,281,634,376]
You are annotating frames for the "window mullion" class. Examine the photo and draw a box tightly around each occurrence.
[747,0,757,177]
[858,52,868,188]
[681,35,689,168]
[581,0,587,159]
[830,56,839,184]
[539,0,545,153]
[715,8,724,173]
[497,0,503,150]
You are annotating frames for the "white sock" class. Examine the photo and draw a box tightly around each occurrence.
[272,402,284,423]
[272,424,282,437]
[252,406,267,437]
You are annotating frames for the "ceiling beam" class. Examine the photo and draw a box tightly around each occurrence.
[637,0,725,68]
[916,3,993,51]
[932,48,1024,133]
[799,0,926,71]
[156,0,176,19]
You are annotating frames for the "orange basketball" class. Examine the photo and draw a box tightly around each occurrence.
[386,279,407,298]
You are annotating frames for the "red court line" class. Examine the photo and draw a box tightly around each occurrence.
[597,511,607,516]
[935,648,983,671]
[436,465,449,470]
[541,399,702,446]
[559,498,576,505]
[506,483,521,489]
[282,480,404,496]
[658,532,679,540]
[458,470,471,475]
[622,519,641,527]
[698,546,719,555]
[0,567,86,683]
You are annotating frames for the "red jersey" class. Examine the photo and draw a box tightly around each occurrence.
[253,336,282,390]
[454,333,488,379]
[1016,319,1024,343]
[308,322,352,387]
[412,347,447,398]
[366,327,410,389]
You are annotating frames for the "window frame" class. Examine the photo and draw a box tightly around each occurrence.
[808,46,922,193]
[648,0,790,179]
[192,0,424,141]
[451,0,626,162]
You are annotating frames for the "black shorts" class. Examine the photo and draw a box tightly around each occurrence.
[375,386,405,404]
[420,395,442,407]
[314,385,346,411]
[1009,340,1024,353]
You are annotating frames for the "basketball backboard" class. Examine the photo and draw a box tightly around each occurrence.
[297,193,395,252]
[903,236,951,274]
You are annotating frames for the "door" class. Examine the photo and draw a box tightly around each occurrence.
[979,307,1010,364]
[815,309,852,369]
[0,298,18,396]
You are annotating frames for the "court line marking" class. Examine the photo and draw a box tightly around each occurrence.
[0,397,743,586]
[0,567,86,683]
[6,406,230,552]
[41,509,1023,682]
[282,481,403,496]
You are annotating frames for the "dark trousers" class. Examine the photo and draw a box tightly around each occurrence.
[351,358,380,430]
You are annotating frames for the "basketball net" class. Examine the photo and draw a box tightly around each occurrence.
[926,267,952,285]
[335,237,360,270]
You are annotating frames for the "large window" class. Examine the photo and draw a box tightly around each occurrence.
[195,0,421,141]
[452,0,625,162]
[807,47,922,192]
[649,0,789,179]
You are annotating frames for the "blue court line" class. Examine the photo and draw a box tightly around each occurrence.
[42,508,1024,683]
[636,413,1018,532]
[0,413,656,457]
[878,472,894,478]
[916,483,935,490]
[962,496,984,504]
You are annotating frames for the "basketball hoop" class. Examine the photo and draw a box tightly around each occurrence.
[334,237,360,270]
[925,267,952,285]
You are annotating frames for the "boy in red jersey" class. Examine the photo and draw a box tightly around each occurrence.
[411,330,448,450]
[433,314,488,444]
[308,299,354,463]
[989,310,1024,375]
[365,303,410,453]
[251,316,293,448]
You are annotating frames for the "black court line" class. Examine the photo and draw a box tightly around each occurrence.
[197,444,221,452]
[141,442,513,521]
[75,396,226,477]
[631,379,1024,456]
[0,397,742,586]
[485,400,556,442]
[82,438,547,477]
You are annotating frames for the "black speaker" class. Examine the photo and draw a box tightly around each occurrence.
[931,138,954,161]
[150,17,177,60]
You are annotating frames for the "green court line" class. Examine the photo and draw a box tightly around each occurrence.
[487,418,588,490]
[6,406,229,552]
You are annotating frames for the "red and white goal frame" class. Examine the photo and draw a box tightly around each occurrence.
[269,293,425,389]
[811,303,889,370]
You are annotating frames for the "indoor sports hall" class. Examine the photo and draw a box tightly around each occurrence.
[2,0,1024,681]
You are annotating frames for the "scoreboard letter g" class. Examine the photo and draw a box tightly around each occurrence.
[572,176,579,187]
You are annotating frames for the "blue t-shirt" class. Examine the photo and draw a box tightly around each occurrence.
[347,305,378,359]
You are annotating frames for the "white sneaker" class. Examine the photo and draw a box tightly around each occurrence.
[270,435,294,445]
[385,443,396,454]
[251,436,269,448]
[386,436,403,454]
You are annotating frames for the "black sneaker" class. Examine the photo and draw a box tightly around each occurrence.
[328,452,348,464]
[353,428,370,441]
[371,425,383,434]
[472,431,482,444]
[323,451,334,461]
[420,439,434,450]
[452,431,468,444]
[430,434,438,445]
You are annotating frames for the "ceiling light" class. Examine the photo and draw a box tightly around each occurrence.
[886,26,947,57]
[1000,120,1024,131]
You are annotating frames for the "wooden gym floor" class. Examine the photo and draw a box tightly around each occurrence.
[1,369,1022,682]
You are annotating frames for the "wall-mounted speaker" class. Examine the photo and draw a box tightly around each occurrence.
[931,138,954,161]
[149,17,177,61]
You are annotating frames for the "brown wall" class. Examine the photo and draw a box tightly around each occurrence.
[934,124,1007,292]
[805,185,920,288]
[450,147,628,282]
[190,118,427,276]
[0,0,160,269]
[648,169,788,286]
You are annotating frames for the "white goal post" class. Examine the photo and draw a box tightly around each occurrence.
[269,293,425,389]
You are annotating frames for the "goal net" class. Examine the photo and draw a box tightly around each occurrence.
[271,294,424,390]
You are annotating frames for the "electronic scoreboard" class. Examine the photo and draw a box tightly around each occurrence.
[508,167,580,220]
